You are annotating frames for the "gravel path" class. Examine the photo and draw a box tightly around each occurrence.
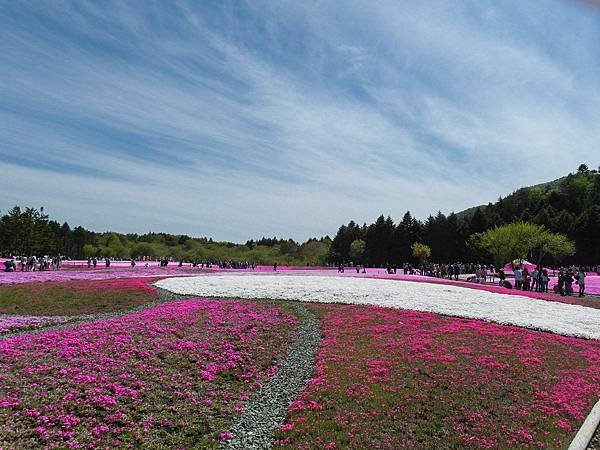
[0,286,322,449]
[222,301,321,450]
[589,426,600,449]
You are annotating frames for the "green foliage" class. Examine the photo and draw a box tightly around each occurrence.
[411,242,431,265]
[329,166,598,265]
[0,206,69,256]
[471,222,575,267]
[82,244,98,258]
[0,206,331,265]
[530,232,574,265]
[349,239,366,263]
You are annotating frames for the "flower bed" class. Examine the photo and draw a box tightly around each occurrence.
[0,315,73,335]
[0,266,205,286]
[0,277,161,317]
[0,298,298,448]
[359,273,600,309]
[274,304,600,449]
[156,275,600,339]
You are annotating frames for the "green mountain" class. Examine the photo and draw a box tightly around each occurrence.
[455,175,569,220]
[455,204,486,220]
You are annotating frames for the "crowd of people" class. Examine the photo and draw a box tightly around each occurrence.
[511,266,549,292]
[507,265,590,297]
[337,263,367,273]
[419,263,494,281]
[2,253,598,299]
[555,267,588,297]
[2,255,62,272]
[337,260,596,299]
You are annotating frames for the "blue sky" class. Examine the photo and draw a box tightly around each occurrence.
[1,0,600,241]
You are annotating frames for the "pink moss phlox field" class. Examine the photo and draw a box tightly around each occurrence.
[0,315,72,334]
[0,266,204,286]
[275,304,600,449]
[65,277,158,294]
[0,299,298,448]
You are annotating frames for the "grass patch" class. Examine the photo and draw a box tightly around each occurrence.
[0,278,161,316]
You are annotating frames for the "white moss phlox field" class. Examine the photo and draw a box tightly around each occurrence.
[156,275,600,340]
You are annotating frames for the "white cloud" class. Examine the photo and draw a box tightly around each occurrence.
[1,0,600,239]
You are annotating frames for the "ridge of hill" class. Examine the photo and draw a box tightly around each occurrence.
[455,175,569,220]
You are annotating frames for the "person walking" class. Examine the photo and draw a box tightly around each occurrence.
[557,270,565,296]
[540,269,549,293]
[531,268,539,292]
[521,267,530,290]
[522,271,531,291]
[514,267,523,290]
[564,270,574,296]
[577,268,586,297]
[498,268,506,286]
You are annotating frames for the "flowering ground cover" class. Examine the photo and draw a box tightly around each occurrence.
[0,315,73,335]
[0,266,205,285]
[157,275,600,339]
[0,277,160,317]
[274,304,600,449]
[355,273,600,309]
[0,298,298,448]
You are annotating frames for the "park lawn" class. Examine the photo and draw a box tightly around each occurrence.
[0,278,161,316]
[275,304,600,449]
[0,298,299,449]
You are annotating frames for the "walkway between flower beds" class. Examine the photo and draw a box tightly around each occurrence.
[0,284,323,448]
[222,301,321,449]
[0,294,301,448]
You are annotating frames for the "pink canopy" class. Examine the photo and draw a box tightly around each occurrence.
[503,260,537,273]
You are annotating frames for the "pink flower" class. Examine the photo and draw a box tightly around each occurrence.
[91,424,109,437]
[0,395,20,408]
[218,431,232,441]
[35,427,50,440]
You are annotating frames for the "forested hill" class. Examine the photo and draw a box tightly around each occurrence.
[455,176,568,220]
[329,165,600,266]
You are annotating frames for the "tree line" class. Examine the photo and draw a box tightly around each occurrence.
[1,166,598,267]
[0,206,331,266]
[329,166,599,266]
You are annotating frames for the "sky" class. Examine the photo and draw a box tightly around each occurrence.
[1,0,600,242]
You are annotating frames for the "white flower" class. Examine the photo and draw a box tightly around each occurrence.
[157,274,600,340]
